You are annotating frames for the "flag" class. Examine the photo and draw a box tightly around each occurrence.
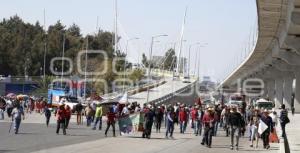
[258,119,268,134]
[119,93,128,104]
[119,115,133,135]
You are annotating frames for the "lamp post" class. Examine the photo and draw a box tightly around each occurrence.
[188,42,200,78]
[196,43,208,79]
[123,37,139,92]
[146,34,168,104]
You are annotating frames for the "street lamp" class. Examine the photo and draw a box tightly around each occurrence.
[146,34,168,104]
[188,42,201,78]
[196,43,208,79]
[178,40,187,77]
[123,37,139,92]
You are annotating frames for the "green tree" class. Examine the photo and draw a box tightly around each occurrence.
[163,48,176,70]
[129,69,145,84]
[142,53,148,67]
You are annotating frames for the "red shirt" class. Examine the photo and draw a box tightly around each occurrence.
[107,112,116,123]
[202,113,214,127]
[179,110,187,122]
[65,108,71,119]
[191,109,198,120]
[56,108,66,121]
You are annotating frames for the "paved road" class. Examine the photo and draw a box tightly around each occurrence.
[0,113,280,153]
[31,123,280,153]
[0,119,109,153]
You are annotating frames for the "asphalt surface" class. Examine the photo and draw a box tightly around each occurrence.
[0,121,113,153]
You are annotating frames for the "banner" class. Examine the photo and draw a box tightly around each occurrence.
[119,115,133,135]
[131,112,145,132]
[119,112,145,135]
[258,119,268,135]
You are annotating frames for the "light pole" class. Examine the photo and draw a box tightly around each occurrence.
[43,9,47,88]
[197,43,208,79]
[123,37,139,92]
[146,34,168,104]
[188,42,200,78]
[179,40,187,77]
[61,34,66,88]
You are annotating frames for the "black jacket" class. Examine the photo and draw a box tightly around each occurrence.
[228,112,244,127]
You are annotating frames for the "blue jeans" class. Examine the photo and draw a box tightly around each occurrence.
[180,121,186,133]
[194,120,202,135]
[93,116,102,130]
[86,116,92,126]
[14,118,21,134]
[214,122,219,136]
[166,121,174,137]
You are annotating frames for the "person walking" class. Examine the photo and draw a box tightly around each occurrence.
[213,104,222,136]
[261,109,273,149]
[197,106,204,136]
[55,103,67,135]
[105,107,117,137]
[165,106,175,139]
[269,109,278,127]
[201,107,215,148]
[179,106,187,134]
[11,103,25,134]
[191,106,199,135]
[279,104,289,137]
[44,105,51,127]
[249,109,260,148]
[228,106,244,150]
[0,98,6,120]
[65,105,71,129]
[75,102,83,125]
[155,106,164,133]
[143,106,155,139]
[91,102,96,123]
[221,106,231,137]
[85,104,93,127]
[93,104,103,130]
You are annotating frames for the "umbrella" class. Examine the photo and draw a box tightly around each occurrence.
[16,95,29,101]
[6,93,16,98]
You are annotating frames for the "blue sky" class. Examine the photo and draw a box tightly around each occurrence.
[0,0,257,82]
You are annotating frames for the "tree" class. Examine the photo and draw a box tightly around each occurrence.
[129,69,145,84]
[0,15,131,93]
[163,48,176,70]
[142,53,148,67]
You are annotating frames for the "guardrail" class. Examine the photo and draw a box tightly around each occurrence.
[101,79,166,100]
[149,79,198,105]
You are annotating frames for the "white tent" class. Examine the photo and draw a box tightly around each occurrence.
[119,93,128,104]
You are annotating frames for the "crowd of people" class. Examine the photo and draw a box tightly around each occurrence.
[0,95,291,150]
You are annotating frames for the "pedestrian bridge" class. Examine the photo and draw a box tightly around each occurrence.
[220,0,300,112]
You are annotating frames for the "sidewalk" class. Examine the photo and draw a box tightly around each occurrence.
[285,113,300,152]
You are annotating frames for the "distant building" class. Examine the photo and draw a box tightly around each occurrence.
[0,76,38,95]
[199,76,216,92]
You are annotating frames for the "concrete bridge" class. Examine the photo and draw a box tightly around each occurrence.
[220,0,300,112]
